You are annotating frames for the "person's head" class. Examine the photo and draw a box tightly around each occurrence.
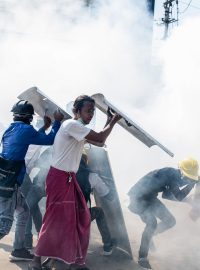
[11,100,35,124]
[72,95,95,125]
[179,157,199,182]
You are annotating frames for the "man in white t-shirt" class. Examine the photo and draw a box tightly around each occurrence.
[51,118,91,172]
[29,95,121,270]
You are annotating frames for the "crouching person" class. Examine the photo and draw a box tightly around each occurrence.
[128,158,199,269]
[0,100,63,261]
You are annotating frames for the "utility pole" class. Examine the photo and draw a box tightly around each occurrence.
[84,0,94,7]
[146,0,155,15]
[161,0,179,39]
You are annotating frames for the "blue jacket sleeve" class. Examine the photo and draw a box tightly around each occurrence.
[27,120,61,145]
[170,182,195,201]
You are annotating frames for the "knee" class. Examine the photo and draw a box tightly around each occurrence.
[26,196,36,211]
[28,203,37,214]
[146,217,157,231]
[150,218,157,230]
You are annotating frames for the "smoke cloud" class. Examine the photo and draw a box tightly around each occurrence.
[0,1,200,269]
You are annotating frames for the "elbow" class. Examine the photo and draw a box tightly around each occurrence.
[99,142,105,147]
[95,142,105,147]
[45,137,55,146]
[97,133,105,143]
[98,138,104,144]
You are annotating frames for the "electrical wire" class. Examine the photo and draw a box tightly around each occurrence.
[179,0,194,13]
[179,0,200,10]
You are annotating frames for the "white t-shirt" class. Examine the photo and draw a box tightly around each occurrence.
[89,173,109,197]
[51,119,90,172]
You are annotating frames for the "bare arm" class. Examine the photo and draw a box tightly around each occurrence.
[85,113,121,144]
[40,111,64,131]
[86,108,114,146]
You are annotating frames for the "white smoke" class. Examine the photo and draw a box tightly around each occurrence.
[1,1,200,268]
[126,14,200,270]
[0,0,153,118]
[0,0,161,188]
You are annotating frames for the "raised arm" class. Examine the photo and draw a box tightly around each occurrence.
[28,110,64,145]
[86,113,121,145]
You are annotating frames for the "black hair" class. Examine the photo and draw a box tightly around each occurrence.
[72,95,95,114]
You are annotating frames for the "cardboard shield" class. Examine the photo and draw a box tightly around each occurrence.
[86,145,133,259]
[91,93,174,157]
[18,86,71,120]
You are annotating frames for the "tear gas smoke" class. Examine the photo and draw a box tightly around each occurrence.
[0,1,200,269]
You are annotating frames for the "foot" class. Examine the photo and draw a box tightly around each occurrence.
[138,257,152,269]
[102,243,114,256]
[102,238,116,256]
[9,248,34,261]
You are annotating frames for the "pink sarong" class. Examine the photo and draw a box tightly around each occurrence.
[35,166,91,265]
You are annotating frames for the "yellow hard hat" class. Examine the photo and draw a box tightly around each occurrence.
[179,158,199,181]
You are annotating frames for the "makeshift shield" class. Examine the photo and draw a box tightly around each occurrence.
[85,145,133,259]
[18,86,71,120]
[91,93,174,157]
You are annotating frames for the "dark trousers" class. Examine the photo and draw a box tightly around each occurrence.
[21,173,45,247]
[0,188,29,249]
[90,206,112,247]
[129,198,176,258]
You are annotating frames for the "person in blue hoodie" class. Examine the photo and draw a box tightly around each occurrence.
[0,100,63,262]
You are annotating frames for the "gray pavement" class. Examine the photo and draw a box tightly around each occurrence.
[1,204,200,270]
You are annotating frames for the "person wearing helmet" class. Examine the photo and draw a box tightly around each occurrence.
[0,100,64,262]
[128,158,199,270]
